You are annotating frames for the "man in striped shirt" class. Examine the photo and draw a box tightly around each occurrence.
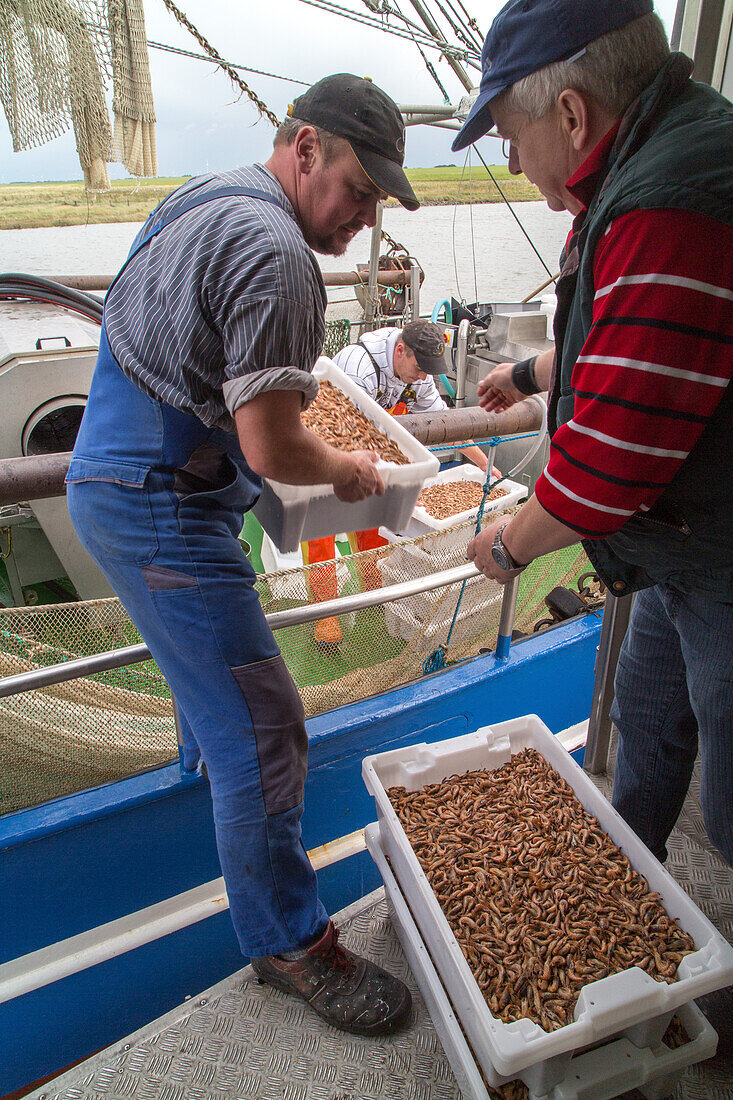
[67,75,418,1034]
[451,1,733,869]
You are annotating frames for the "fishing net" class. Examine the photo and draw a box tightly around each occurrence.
[0,0,156,188]
[0,512,600,817]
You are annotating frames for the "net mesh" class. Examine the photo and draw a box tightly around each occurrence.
[0,0,156,187]
[0,515,600,817]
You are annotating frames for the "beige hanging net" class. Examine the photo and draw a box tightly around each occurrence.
[0,0,156,189]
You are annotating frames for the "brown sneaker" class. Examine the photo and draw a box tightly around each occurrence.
[251,920,411,1036]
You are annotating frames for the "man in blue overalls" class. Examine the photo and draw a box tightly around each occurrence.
[66,75,418,1035]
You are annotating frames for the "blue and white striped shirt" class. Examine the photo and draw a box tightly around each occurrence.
[104,164,326,431]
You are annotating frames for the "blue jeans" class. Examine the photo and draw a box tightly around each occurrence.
[611,585,733,867]
[66,332,328,956]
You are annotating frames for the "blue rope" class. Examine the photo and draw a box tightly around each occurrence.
[422,465,512,674]
[428,431,540,454]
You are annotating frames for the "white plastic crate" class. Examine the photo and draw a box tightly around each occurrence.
[362,717,733,1094]
[365,823,718,1100]
[252,358,439,551]
[383,585,501,652]
[404,466,527,538]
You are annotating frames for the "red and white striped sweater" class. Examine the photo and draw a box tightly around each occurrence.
[534,129,733,539]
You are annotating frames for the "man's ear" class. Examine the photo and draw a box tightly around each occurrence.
[293,125,320,173]
[556,88,591,153]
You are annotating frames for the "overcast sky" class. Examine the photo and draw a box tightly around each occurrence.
[0,0,680,184]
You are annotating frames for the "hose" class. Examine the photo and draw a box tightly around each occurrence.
[0,273,104,326]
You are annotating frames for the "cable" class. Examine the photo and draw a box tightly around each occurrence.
[296,0,476,57]
[0,274,104,325]
[473,146,556,282]
[146,41,311,86]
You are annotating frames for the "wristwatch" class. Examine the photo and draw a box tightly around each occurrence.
[491,522,526,572]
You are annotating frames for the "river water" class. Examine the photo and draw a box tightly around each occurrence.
[1,200,571,312]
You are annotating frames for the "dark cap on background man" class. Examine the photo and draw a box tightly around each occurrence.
[452,0,654,151]
[400,320,448,375]
[289,74,419,211]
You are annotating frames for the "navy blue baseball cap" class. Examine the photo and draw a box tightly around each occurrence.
[452,0,654,151]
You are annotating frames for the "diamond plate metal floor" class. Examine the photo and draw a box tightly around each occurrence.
[33,750,732,1100]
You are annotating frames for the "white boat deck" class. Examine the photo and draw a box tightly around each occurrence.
[32,759,732,1100]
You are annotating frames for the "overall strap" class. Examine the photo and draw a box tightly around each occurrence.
[105,183,287,304]
[356,340,384,397]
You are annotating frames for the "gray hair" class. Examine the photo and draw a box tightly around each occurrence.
[497,13,670,122]
[273,116,348,165]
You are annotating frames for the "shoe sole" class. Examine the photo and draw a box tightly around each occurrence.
[253,971,412,1037]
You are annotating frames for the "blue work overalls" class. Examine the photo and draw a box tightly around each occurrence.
[66,184,328,957]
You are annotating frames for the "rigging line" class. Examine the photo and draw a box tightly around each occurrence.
[450,0,484,41]
[451,150,469,300]
[393,0,451,101]
[145,41,310,86]
[469,149,478,303]
[441,0,483,50]
[160,0,280,127]
[432,0,482,54]
[473,145,555,282]
[296,0,475,56]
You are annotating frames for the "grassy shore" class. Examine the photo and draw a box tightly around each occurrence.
[0,167,541,230]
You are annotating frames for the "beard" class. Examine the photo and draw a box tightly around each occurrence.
[305,222,362,257]
[308,231,349,257]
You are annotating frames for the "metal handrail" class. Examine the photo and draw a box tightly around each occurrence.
[0,562,481,700]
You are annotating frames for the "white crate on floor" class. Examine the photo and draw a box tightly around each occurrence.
[404,466,527,538]
[362,717,733,1096]
[365,823,718,1100]
[253,358,439,551]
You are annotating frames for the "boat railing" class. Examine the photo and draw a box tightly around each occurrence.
[0,563,519,701]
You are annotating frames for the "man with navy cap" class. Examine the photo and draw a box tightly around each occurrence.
[455,2,733,873]
[67,75,418,1034]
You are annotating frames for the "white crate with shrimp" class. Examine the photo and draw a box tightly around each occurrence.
[365,822,719,1100]
[362,716,733,1096]
[404,465,528,538]
[252,358,439,551]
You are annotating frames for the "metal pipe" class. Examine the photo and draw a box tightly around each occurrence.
[408,258,422,321]
[400,400,543,446]
[495,575,520,660]
[363,203,384,331]
[0,453,72,505]
[48,271,412,292]
[0,563,480,699]
[454,319,470,408]
[583,594,633,774]
[0,409,544,508]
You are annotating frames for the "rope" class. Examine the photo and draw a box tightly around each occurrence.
[473,146,556,282]
[160,0,280,127]
[296,0,475,56]
[422,463,513,674]
[145,40,310,86]
[393,0,451,102]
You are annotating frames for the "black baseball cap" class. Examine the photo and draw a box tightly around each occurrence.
[289,74,419,211]
[452,0,654,151]
[401,320,448,375]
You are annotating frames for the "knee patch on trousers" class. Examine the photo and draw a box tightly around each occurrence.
[231,654,308,815]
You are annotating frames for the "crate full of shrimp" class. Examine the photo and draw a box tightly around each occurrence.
[252,357,439,551]
[362,717,733,1096]
[365,823,718,1100]
[404,465,528,538]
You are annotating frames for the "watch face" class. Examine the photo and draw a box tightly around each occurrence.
[491,542,512,571]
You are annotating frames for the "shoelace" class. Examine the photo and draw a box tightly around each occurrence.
[314,923,352,974]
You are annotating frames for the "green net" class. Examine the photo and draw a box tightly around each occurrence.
[0,514,601,816]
